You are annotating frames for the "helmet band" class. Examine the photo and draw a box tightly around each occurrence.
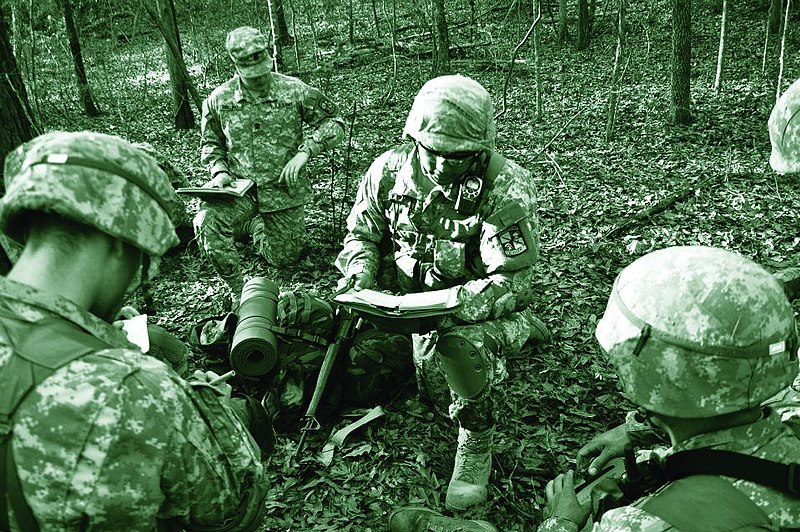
[26,154,172,217]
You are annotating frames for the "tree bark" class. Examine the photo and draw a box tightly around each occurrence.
[431,0,451,75]
[60,0,100,117]
[140,0,202,114]
[670,0,692,124]
[533,0,542,122]
[713,0,727,92]
[370,0,381,37]
[558,0,568,43]
[768,0,781,35]
[0,3,34,188]
[160,0,194,128]
[273,0,290,45]
[776,0,791,102]
[577,0,590,50]
[606,0,626,141]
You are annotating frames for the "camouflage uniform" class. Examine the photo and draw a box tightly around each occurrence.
[0,278,266,530]
[539,246,800,532]
[0,132,266,530]
[196,27,344,294]
[337,76,541,510]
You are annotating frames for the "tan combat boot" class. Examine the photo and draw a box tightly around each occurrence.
[445,427,493,510]
[388,507,497,532]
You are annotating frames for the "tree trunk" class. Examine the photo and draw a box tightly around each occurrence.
[577,0,590,50]
[0,4,35,189]
[533,0,542,122]
[370,0,381,37]
[60,0,100,117]
[776,0,791,102]
[670,0,692,124]
[768,0,781,35]
[140,0,202,114]
[266,0,282,70]
[347,0,354,44]
[606,0,626,141]
[273,0,290,45]
[432,0,451,75]
[713,0,727,92]
[160,0,194,128]
[558,0,568,43]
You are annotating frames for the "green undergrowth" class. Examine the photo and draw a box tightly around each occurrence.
[29,0,800,529]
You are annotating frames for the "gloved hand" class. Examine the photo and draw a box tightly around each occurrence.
[335,272,373,294]
[206,171,233,188]
[190,369,233,398]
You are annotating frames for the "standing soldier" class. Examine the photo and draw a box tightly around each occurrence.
[196,26,345,304]
[0,132,268,530]
[336,75,547,511]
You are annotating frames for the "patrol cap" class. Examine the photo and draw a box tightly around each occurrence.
[226,26,271,79]
[595,246,798,418]
[403,75,495,153]
[769,78,800,174]
[1,131,180,257]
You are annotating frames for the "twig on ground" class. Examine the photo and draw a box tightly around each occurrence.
[495,11,543,121]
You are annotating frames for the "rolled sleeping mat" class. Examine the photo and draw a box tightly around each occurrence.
[230,277,280,378]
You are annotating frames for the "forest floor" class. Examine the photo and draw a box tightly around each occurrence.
[32,0,800,529]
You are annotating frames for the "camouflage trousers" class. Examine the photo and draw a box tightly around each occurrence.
[409,310,533,432]
[194,194,306,294]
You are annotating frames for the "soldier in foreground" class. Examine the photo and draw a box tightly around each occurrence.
[0,132,267,530]
[336,75,547,511]
[392,246,800,530]
[196,26,345,303]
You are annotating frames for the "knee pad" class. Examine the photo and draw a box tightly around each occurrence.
[436,332,493,400]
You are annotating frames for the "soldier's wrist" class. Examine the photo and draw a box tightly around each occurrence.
[298,140,317,158]
[212,169,231,179]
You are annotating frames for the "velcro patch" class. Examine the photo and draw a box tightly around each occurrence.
[317,95,338,116]
[496,224,528,257]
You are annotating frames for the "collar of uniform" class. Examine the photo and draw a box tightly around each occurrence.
[0,277,133,348]
[234,74,275,103]
[671,408,784,454]
[389,145,456,207]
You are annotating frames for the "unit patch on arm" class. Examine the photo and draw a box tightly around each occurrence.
[496,224,528,257]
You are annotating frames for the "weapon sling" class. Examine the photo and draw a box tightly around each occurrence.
[0,316,108,531]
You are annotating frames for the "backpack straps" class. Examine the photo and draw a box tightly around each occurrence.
[665,449,800,497]
[0,317,108,532]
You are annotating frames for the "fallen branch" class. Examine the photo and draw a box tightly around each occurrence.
[604,172,736,239]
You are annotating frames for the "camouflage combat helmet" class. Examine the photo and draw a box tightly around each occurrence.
[1,131,180,257]
[595,246,798,418]
[403,75,495,153]
[226,26,271,79]
[769,78,800,174]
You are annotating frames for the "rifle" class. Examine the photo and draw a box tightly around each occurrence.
[293,305,360,457]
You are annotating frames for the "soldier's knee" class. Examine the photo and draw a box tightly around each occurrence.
[436,331,498,400]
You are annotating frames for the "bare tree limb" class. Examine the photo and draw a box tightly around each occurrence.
[495,11,542,121]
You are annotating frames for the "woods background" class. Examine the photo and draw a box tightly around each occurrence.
[1,0,800,529]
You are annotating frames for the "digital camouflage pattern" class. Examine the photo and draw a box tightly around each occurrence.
[0,277,266,530]
[335,141,540,427]
[769,77,800,174]
[200,72,344,213]
[194,196,304,294]
[1,132,180,257]
[198,64,344,289]
[225,27,272,79]
[537,408,800,531]
[595,246,797,417]
[403,75,496,153]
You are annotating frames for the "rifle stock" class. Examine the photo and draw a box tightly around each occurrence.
[294,307,358,457]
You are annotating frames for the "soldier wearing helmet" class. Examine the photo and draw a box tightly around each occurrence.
[196,26,345,305]
[389,246,800,531]
[538,246,800,531]
[336,75,548,511]
[769,78,800,174]
[0,132,268,530]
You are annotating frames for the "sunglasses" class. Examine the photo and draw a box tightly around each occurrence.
[418,143,479,162]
